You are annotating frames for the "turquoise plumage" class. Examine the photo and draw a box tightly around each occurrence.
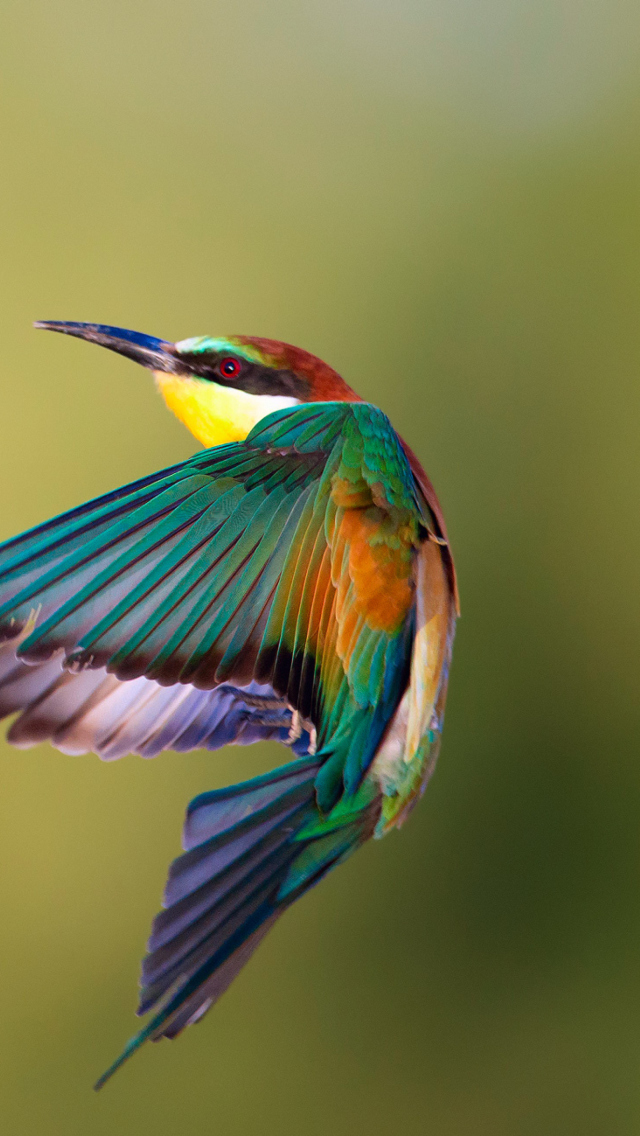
[0,323,457,1086]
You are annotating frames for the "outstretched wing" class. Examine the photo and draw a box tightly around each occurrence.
[0,402,436,805]
[0,641,313,758]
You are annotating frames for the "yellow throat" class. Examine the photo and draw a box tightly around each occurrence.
[154,373,299,447]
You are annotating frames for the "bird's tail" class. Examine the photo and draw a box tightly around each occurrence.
[95,755,378,1090]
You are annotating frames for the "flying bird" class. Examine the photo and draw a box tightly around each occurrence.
[0,322,458,1087]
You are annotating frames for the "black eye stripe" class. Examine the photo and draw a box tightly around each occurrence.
[175,352,311,400]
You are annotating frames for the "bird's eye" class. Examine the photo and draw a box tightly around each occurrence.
[218,357,242,379]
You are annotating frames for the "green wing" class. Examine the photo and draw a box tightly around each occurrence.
[0,402,432,806]
[0,401,457,1079]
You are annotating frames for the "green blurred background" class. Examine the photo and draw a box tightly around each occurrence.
[0,1,639,1132]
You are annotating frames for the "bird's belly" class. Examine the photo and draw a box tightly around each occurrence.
[368,688,411,796]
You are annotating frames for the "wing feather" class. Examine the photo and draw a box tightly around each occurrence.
[0,402,440,797]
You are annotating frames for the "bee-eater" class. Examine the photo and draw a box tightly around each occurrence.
[0,322,458,1087]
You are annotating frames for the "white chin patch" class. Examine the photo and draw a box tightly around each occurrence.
[254,394,300,417]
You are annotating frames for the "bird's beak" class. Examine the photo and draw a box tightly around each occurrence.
[34,321,183,374]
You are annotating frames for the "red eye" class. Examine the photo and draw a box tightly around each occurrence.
[218,356,242,379]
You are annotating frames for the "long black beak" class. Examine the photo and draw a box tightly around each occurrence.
[34,321,182,374]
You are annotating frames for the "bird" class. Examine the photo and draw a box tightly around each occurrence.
[0,321,458,1088]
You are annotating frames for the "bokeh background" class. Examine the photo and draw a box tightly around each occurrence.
[0,1,639,1133]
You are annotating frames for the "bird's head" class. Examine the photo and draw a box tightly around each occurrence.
[34,322,361,447]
